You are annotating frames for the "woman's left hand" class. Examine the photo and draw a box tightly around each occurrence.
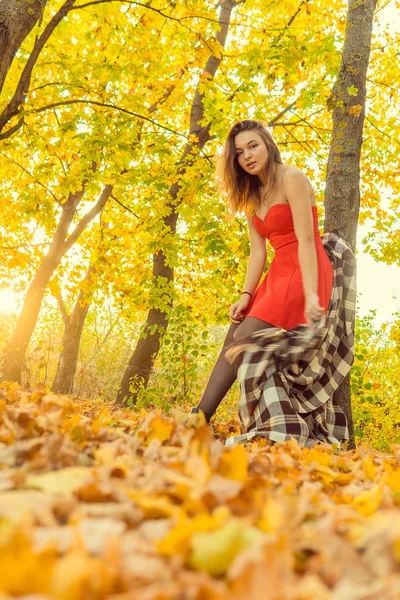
[304,293,324,326]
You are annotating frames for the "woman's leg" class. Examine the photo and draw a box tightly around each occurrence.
[196,317,273,421]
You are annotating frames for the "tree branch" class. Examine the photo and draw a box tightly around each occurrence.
[282,124,325,160]
[0,118,24,141]
[74,0,224,25]
[365,115,400,147]
[0,0,222,142]
[0,151,61,202]
[32,99,187,138]
[56,293,70,324]
[63,184,113,253]
[0,0,77,138]
[282,108,329,145]
[268,100,297,126]
[0,242,50,250]
[111,195,139,217]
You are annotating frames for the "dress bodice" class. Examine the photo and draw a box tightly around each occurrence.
[253,204,320,251]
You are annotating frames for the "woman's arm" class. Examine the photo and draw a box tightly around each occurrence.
[282,167,324,324]
[242,215,267,295]
[230,216,266,322]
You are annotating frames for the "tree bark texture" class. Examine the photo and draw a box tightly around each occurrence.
[1,184,112,383]
[116,0,239,405]
[324,0,378,448]
[51,265,96,394]
[0,0,48,95]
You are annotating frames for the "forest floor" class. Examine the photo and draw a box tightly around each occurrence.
[1,382,400,599]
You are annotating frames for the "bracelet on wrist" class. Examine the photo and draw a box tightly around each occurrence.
[241,291,252,298]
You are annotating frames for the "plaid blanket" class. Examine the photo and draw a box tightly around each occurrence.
[224,231,356,448]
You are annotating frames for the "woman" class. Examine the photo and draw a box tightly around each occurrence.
[190,119,355,447]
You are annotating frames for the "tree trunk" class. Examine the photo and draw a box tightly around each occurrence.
[116,0,239,406]
[324,0,378,448]
[51,265,96,394]
[0,0,48,94]
[1,184,112,383]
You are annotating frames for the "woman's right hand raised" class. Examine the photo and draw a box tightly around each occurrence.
[229,295,251,323]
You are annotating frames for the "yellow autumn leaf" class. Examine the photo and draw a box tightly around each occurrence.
[141,416,174,445]
[26,467,91,495]
[302,447,332,468]
[128,491,182,518]
[256,496,285,533]
[0,526,56,594]
[312,464,352,487]
[91,407,115,434]
[349,103,363,117]
[218,445,248,481]
[50,542,118,600]
[188,519,263,576]
[362,455,377,481]
[353,482,384,516]
[157,505,230,556]
[383,468,400,505]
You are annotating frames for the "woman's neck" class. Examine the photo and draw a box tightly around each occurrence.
[257,161,282,187]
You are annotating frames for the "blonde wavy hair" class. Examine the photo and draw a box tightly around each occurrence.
[215,119,282,217]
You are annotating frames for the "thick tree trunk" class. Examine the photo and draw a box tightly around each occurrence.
[116,0,239,406]
[1,184,112,383]
[117,291,170,404]
[324,0,378,448]
[51,265,95,394]
[2,189,84,383]
[0,0,48,94]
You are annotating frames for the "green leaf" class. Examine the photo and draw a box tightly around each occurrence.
[347,85,358,96]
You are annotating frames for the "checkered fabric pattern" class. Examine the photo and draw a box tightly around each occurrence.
[224,231,356,448]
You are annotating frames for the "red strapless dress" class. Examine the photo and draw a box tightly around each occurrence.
[242,204,333,330]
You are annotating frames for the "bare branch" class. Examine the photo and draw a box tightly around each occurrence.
[111,195,139,217]
[32,99,187,138]
[282,124,325,160]
[0,151,61,202]
[0,0,76,138]
[374,0,393,15]
[0,242,50,250]
[74,0,224,25]
[274,0,308,44]
[63,184,113,253]
[73,0,219,63]
[366,76,398,92]
[56,293,70,323]
[365,115,400,147]
[148,83,177,114]
[268,100,297,126]
[0,118,24,141]
[282,108,329,145]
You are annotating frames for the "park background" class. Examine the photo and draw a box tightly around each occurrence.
[0,0,399,450]
[2,0,400,597]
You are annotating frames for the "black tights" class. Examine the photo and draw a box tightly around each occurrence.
[197,317,273,422]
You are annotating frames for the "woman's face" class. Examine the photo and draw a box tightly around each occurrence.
[234,130,269,177]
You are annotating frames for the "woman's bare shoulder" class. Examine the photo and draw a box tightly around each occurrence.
[282,165,315,202]
[281,164,309,183]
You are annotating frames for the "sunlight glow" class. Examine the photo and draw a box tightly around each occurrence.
[0,289,19,314]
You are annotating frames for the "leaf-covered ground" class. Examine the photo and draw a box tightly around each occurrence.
[1,383,400,599]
